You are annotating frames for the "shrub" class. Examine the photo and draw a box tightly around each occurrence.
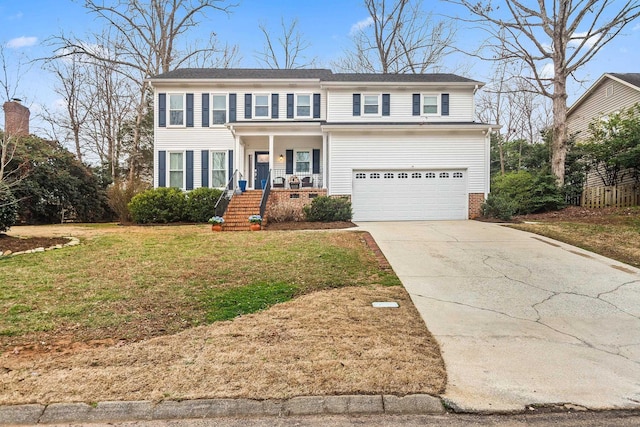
[128,187,186,224]
[106,179,150,224]
[0,185,18,232]
[303,196,352,222]
[481,193,516,221]
[490,170,565,215]
[265,201,304,223]
[185,187,224,223]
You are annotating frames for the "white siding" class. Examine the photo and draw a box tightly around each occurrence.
[328,131,488,195]
[326,89,475,122]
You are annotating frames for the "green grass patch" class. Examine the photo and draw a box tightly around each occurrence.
[0,226,397,351]
[203,282,299,322]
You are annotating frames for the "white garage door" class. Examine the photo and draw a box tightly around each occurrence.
[352,170,468,221]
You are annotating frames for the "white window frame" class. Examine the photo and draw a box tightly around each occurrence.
[211,150,227,188]
[212,93,227,125]
[363,94,381,116]
[168,151,185,188]
[168,93,186,126]
[421,93,440,116]
[254,93,270,118]
[295,93,312,118]
[294,149,311,174]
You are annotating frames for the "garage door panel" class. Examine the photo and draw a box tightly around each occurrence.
[352,169,467,221]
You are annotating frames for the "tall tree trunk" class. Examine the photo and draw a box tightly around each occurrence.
[551,77,568,186]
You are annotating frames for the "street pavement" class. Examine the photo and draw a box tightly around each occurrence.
[358,221,640,412]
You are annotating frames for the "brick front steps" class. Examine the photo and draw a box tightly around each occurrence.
[223,190,262,231]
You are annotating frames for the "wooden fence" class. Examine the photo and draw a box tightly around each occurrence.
[580,184,640,208]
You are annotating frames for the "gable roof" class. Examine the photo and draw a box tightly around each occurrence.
[149,68,482,86]
[568,72,640,115]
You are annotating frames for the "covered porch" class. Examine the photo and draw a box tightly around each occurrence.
[227,122,327,190]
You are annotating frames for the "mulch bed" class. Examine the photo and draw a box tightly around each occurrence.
[265,221,356,230]
[0,235,70,254]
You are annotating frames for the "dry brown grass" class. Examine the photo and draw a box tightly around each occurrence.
[0,285,445,405]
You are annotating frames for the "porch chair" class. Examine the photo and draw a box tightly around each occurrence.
[301,176,313,188]
[273,176,285,188]
[289,175,300,189]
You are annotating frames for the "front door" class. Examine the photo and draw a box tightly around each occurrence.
[255,152,269,189]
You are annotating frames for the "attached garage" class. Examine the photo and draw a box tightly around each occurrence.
[352,169,468,221]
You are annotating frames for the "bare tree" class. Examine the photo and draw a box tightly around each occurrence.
[49,0,237,182]
[334,0,457,73]
[446,0,640,184]
[255,17,316,69]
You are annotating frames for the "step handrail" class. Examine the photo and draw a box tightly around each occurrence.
[259,169,271,218]
[214,169,241,216]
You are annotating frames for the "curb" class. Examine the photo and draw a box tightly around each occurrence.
[0,394,444,425]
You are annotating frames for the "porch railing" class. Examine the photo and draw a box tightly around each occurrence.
[271,168,323,189]
[214,170,241,216]
[259,169,272,218]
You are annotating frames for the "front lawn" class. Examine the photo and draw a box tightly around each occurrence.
[0,225,446,405]
[512,206,640,268]
[0,225,399,349]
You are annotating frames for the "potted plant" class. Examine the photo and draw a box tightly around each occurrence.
[208,216,224,232]
[248,214,262,231]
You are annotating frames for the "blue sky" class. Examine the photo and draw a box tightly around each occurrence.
[2,0,640,134]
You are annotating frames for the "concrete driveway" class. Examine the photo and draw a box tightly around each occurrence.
[357,221,640,412]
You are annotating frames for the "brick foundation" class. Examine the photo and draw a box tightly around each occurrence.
[265,189,328,221]
[468,193,485,219]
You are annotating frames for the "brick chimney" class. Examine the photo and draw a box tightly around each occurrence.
[3,99,30,138]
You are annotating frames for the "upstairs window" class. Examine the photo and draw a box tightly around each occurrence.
[212,94,227,124]
[422,94,439,115]
[296,94,311,117]
[254,94,270,118]
[169,94,184,126]
[363,95,380,115]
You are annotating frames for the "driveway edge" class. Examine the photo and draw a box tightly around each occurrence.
[0,394,444,425]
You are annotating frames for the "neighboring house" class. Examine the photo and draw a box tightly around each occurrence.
[567,72,640,187]
[148,69,494,221]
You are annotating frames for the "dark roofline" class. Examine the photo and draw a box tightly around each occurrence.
[150,68,482,85]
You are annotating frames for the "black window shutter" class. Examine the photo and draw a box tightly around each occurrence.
[158,151,166,187]
[201,150,209,187]
[287,94,294,118]
[186,94,194,127]
[229,93,237,122]
[186,150,194,190]
[201,94,209,127]
[412,94,420,116]
[312,149,320,174]
[353,94,361,116]
[382,94,390,116]
[271,94,279,119]
[244,94,252,119]
[313,93,321,118]
[227,150,234,189]
[158,93,166,127]
[286,150,294,174]
[441,93,450,116]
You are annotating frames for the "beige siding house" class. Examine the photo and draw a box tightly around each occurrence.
[567,73,640,187]
[149,69,495,221]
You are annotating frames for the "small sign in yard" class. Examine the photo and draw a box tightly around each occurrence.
[372,302,400,308]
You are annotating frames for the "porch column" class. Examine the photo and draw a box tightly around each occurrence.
[322,133,328,190]
[268,134,274,178]
[235,135,241,182]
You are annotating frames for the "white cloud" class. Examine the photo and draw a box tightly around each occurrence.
[634,23,640,31]
[350,16,373,35]
[8,12,24,20]
[6,36,38,49]
[540,62,554,79]
[569,32,601,49]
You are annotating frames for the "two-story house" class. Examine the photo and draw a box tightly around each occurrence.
[148,69,494,221]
